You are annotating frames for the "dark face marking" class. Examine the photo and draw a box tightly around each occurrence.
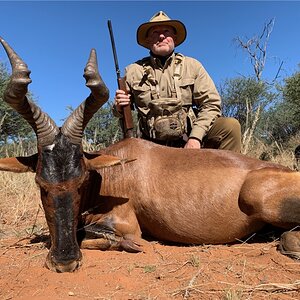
[50,193,81,263]
[40,133,83,184]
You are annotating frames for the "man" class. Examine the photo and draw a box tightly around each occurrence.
[114,11,241,151]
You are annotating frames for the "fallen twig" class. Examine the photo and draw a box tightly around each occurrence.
[171,280,300,297]
[183,268,203,299]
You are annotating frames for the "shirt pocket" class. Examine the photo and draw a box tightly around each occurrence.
[178,78,194,105]
[131,81,152,108]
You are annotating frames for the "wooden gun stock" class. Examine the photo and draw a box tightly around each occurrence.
[118,77,134,138]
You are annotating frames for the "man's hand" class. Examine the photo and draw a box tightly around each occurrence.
[184,138,201,149]
[114,89,131,112]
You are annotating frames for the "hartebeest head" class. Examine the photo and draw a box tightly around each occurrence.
[0,37,121,272]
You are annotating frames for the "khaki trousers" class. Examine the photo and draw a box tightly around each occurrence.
[202,117,241,152]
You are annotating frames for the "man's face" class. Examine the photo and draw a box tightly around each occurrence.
[146,25,176,56]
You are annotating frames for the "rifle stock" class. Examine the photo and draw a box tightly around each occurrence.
[117,77,134,138]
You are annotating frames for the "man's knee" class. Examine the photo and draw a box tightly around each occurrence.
[211,117,241,137]
[205,117,241,152]
[220,117,241,137]
[219,117,241,152]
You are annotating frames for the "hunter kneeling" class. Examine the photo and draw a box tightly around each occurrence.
[113,11,241,151]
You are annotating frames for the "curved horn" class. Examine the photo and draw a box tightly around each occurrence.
[0,37,59,146]
[61,49,109,145]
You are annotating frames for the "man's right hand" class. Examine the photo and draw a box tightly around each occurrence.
[114,89,131,112]
[184,138,201,149]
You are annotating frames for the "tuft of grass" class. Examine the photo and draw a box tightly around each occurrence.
[143,265,156,273]
[223,289,242,300]
[188,254,200,268]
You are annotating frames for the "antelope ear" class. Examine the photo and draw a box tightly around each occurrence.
[84,153,135,170]
[0,154,38,173]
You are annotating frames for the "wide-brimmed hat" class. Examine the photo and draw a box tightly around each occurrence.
[137,11,187,49]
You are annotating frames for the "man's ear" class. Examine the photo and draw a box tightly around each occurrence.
[0,154,38,173]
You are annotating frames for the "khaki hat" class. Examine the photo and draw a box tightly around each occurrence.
[137,11,187,49]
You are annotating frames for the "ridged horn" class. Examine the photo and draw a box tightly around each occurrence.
[0,37,59,146]
[61,49,109,145]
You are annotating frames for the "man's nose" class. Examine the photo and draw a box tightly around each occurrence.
[159,33,166,40]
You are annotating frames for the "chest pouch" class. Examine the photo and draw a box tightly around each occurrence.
[146,98,187,141]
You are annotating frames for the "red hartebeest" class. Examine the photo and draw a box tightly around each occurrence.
[0,37,299,273]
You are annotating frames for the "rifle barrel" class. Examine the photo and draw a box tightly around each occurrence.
[107,20,121,79]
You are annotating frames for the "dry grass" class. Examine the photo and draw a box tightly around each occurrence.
[243,138,298,170]
[0,139,43,239]
[0,171,46,239]
[0,139,36,158]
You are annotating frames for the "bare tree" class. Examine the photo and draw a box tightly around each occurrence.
[234,18,280,154]
[235,18,276,82]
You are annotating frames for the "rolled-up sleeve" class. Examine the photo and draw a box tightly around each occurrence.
[188,58,221,141]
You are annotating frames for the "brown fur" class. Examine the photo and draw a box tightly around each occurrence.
[79,138,300,252]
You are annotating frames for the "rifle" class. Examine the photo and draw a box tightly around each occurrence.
[107,20,134,138]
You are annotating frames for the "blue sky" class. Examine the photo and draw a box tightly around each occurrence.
[0,1,299,126]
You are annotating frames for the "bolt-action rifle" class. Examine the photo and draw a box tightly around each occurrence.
[107,20,134,138]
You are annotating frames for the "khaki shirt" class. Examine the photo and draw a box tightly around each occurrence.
[125,52,221,142]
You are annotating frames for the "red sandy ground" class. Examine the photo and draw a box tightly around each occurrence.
[0,227,299,300]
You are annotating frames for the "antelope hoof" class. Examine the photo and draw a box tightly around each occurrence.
[120,239,143,253]
[279,231,300,260]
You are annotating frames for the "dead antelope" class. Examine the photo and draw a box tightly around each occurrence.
[0,37,299,273]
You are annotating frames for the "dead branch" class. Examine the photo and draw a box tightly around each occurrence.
[235,18,276,81]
